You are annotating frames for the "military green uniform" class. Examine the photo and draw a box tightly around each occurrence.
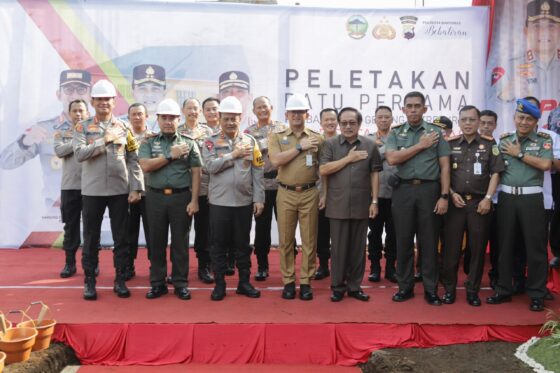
[139,131,202,289]
[385,120,450,294]
[496,130,553,299]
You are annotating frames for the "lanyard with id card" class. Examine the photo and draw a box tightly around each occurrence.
[473,153,482,175]
[306,152,313,167]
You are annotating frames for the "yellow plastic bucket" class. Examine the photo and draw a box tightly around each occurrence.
[0,327,38,364]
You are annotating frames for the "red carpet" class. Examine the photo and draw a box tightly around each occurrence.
[0,248,558,367]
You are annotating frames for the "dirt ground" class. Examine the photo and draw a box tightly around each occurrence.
[3,341,533,372]
[361,342,533,373]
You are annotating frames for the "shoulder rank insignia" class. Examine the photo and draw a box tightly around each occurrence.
[500,132,512,139]
[431,121,447,129]
[447,134,461,141]
[480,134,495,142]
[274,126,287,134]
[537,132,551,139]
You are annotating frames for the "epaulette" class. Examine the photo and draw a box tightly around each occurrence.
[537,131,551,139]
[447,134,461,141]
[431,121,447,129]
[274,126,288,134]
[273,121,287,129]
[308,128,321,134]
[480,134,495,141]
[500,132,512,139]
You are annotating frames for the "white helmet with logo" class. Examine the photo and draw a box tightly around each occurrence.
[218,96,243,114]
[156,99,181,116]
[285,93,309,111]
[91,79,117,98]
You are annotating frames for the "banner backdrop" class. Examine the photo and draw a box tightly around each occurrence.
[485,0,560,133]
[0,1,488,248]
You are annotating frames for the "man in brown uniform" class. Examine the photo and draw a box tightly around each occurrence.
[269,93,324,300]
[441,105,504,307]
[320,107,382,302]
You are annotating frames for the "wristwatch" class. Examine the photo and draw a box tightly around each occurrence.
[440,193,449,200]
[295,143,303,153]
[371,200,378,205]
[517,152,525,160]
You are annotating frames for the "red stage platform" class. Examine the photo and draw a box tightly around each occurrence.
[0,248,558,367]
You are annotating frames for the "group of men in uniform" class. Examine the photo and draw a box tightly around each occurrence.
[47,70,556,311]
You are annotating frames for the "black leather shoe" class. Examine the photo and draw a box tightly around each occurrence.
[211,282,226,301]
[330,291,344,302]
[282,282,296,300]
[114,281,131,298]
[255,269,269,282]
[530,298,544,312]
[198,267,214,284]
[236,282,261,298]
[146,285,168,299]
[424,292,442,306]
[299,284,313,300]
[413,272,423,282]
[314,266,330,280]
[368,271,381,282]
[486,293,512,304]
[83,277,97,301]
[442,292,455,305]
[348,290,370,302]
[544,290,554,301]
[466,292,481,307]
[174,287,191,300]
[60,263,77,278]
[392,289,414,302]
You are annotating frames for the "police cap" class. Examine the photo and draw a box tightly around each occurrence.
[219,71,250,92]
[133,64,166,87]
[60,69,91,87]
[434,116,453,129]
[527,0,560,23]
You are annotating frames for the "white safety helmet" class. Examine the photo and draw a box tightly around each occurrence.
[156,99,181,116]
[285,93,309,111]
[218,96,243,114]
[91,79,117,98]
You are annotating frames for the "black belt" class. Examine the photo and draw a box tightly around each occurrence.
[264,170,278,179]
[400,179,436,185]
[278,182,316,192]
[149,186,190,195]
[458,193,485,201]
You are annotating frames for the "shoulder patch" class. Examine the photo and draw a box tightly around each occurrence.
[205,139,214,151]
[274,126,287,134]
[537,131,551,139]
[500,132,512,139]
[480,135,495,141]
[431,121,447,129]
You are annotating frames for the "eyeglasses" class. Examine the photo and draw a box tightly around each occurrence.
[459,117,478,123]
[62,86,89,95]
[339,121,358,127]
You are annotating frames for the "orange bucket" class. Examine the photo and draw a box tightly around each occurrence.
[0,327,38,364]
[17,319,56,351]
[0,351,6,372]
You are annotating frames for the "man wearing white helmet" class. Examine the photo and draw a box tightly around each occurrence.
[139,98,202,301]
[73,79,144,301]
[202,96,265,301]
[269,93,324,301]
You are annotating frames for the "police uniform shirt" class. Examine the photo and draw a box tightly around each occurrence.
[268,126,324,185]
[244,121,287,190]
[499,131,553,187]
[448,134,505,195]
[369,132,398,199]
[320,135,382,220]
[385,120,451,180]
[73,116,144,196]
[202,131,265,207]
[138,131,202,189]
[54,120,82,190]
[178,123,213,196]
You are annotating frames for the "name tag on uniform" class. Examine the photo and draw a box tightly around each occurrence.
[473,162,482,175]
[280,136,289,145]
[306,153,313,167]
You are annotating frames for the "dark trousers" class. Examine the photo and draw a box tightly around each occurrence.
[550,173,560,257]
[367,197,396,264]
[442,198,492,293]
[253,189,277,269]
[496,192,548,299]
[392,182,441,293]
[210,204,253,275]
[82,194,129,276]
[330,218,368,293]
[488,203,499,280]
[193,195,211,265]
[146,190,192,288]
[128,196,150,263]
[317,208,331,262]
[60,189,82,265]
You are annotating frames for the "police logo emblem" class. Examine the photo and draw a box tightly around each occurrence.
[346,15,368,40]
[372,18,396,40]
[399,16,418,40]
[492,145,499,156]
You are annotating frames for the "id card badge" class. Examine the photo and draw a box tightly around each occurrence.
[306,153,313,167]
[473,162,482,175]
